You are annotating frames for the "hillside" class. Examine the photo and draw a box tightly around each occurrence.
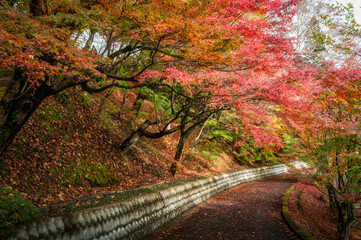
[0,88,245,208]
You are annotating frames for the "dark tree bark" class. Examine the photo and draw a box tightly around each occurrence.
[0,69,51,155]
[132,89,147,120]
[100,30,114,57]
[171,108,221,175]
[98,89,114,114]
[337,202,353,240]
[0,67,89,156]
[119,119,181,153]
[174,127,196,163]
[120,120,152,153]
[30,0,47,16]
[170,163,177,176]
[327,185,355,240]
[171,121,199,176]
[118,90,128,119]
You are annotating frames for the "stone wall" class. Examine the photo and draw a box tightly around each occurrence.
[11,161,306,240]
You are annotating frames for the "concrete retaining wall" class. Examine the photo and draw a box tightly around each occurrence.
[11,161,306,240]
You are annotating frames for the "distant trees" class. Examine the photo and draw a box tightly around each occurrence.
[292,0,361,65]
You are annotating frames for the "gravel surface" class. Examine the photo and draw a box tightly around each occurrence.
[144,173,300,240]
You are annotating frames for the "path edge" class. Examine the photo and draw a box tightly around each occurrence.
[282,185,317,240]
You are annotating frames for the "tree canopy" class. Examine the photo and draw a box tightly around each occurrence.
[0,0,300,154]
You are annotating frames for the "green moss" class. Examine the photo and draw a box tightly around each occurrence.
[152,169,164,177]
[37,104,64,121]
[54,90,72,106]
[140,140,165,156]
[52,157,118,187]
[200,150,218,161]
[282,185,316,240]
[79,92,93,107]
[0,187,43,238]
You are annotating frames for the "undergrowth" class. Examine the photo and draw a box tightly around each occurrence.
[50,157,119,187]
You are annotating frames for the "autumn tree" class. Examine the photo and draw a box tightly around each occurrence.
[0,0,301,156]
[287,65,361,240]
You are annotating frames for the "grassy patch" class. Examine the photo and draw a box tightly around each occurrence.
[52,158,119,187]
[0,187,43,238]
[200,150,218,161]
[79,92,93,107]
[37,104,64,122]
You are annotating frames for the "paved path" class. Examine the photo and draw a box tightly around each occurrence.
[144,173,300,240]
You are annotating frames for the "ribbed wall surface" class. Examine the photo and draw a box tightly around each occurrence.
[11,161,306,240]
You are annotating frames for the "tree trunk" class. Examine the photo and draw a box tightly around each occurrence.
[174,133,187,162]
[171,126,196,176]
[182,147,196,166]
[337,202,354,240]
[328,185,354,240]
[120,121,152,153]
[170,163,177,177]
[84,29,96,50]
[30,0,46,16]
[132,89,146,121]
[328,186,336,209]
[0,70,50,156]
[174,126,197,162]
[118,90,127,119]
[182,115,213,165]
[100,31,114,57]
[120,119,181,153]
[181,129,204,165]
[98,89,113,114]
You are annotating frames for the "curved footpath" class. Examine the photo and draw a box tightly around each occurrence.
[144,173,300,240]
